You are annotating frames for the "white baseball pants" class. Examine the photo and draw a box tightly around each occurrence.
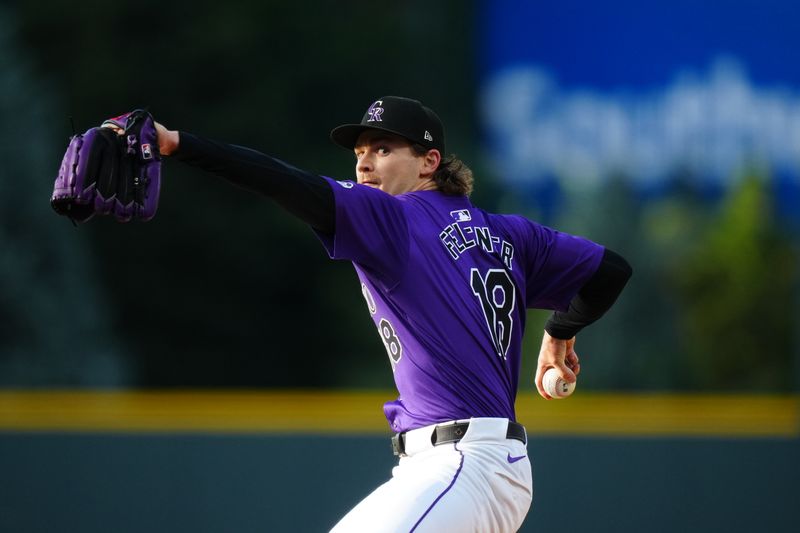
[330,418,533,533]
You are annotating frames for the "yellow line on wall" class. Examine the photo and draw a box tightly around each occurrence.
[515,393,799,437]
[0,390,389,434]
[0,390,797,437]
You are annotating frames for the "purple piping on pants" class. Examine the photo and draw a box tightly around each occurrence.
[409,443,465,532]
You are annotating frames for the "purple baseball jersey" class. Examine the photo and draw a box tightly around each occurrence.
[315,178,603,433]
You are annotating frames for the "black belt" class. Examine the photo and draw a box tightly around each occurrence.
[391,420,527,457]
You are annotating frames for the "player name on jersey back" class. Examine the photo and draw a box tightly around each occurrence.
[439,219,515,270]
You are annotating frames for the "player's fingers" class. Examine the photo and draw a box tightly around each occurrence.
[565,351,580,367]
[556,362,577,383]
[537,385,552,400]
[565,351,581,376]
[534,366,552,400]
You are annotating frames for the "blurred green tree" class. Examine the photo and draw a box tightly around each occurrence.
[540,176,688,390]
[670,174,796,390]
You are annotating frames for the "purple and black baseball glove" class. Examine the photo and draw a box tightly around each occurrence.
[51,109,161,223]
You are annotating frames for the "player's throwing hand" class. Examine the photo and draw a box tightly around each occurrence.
[535,332,579,400]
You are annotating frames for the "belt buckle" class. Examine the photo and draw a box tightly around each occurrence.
[432,421,468,446]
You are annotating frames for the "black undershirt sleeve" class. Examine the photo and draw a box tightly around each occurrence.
[172,131,336,234]
[544,248,632,339]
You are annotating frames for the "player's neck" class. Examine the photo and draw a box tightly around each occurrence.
[408,178,438,194]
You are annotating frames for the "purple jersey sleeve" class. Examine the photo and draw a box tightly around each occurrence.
[315,178,409,287]
[502,215,604,311]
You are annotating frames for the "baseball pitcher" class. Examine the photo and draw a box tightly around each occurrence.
[56,96,631,532]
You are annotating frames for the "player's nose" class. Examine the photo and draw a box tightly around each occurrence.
[357,155,374,173]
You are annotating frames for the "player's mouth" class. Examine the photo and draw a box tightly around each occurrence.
[360,177,380,187]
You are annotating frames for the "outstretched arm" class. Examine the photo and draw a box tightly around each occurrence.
[154,122,335,234]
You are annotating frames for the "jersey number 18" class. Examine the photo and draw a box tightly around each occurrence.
[470,268,515,360]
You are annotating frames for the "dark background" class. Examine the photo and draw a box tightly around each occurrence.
[2,0,487,388]
[1,0,798,391]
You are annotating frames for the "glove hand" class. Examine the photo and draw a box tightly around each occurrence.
[51,109,162,223]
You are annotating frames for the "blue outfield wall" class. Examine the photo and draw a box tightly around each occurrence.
[1,433,798,533]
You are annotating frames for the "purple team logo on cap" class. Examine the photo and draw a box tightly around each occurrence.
[367,100,384,122]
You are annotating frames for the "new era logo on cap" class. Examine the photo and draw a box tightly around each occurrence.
[330,96,446,154]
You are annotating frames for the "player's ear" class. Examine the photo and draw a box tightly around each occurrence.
[421,149,441,176]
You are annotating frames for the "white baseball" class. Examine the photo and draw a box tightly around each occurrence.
[542,368,576,398]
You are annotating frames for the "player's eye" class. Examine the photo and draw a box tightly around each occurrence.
[377,146,390,155]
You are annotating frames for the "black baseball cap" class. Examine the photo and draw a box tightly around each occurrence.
[330,96,446,154]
